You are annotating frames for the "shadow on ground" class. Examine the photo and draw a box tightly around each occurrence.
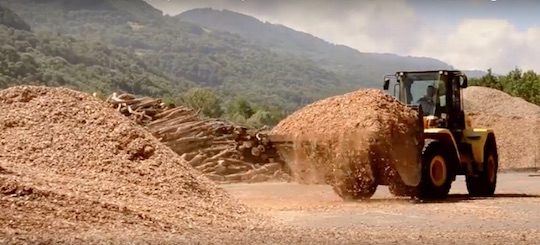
[340,193,540,205]
[411,193,540,204]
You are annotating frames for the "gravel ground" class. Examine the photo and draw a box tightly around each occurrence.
[224,172,540,244]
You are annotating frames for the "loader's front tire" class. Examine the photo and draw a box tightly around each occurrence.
[418,140,452,199]
[466,139,498,197]
[332,174,377,200]
[332,181,377,200]
[389,180,417,197]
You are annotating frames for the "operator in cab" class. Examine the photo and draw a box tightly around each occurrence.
[418,85,436,115]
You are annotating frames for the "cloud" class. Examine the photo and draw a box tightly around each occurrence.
[411,19,540,72]
[267,0,419,53]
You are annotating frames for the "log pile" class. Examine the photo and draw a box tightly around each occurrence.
[106,93,288,183]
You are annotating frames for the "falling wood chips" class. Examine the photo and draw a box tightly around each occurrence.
[106,92,288,183]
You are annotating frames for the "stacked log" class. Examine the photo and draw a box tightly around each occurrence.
[106,93,288,183]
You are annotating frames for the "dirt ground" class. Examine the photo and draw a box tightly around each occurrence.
[223,172,540,243]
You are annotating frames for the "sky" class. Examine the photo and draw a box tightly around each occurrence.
[144,0,540,73]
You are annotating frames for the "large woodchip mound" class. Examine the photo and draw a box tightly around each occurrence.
[272,89,421,199]
[463,86,540,170]
[0,86,264,242]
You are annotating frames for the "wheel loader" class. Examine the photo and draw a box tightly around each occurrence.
[382,70,499,199]
[269,70,498,200]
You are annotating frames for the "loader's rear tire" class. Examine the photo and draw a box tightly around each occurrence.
[418,140,452,199]
[466,139,498,197]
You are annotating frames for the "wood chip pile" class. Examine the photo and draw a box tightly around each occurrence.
[106,93,288,183]
[463,86,540,170]
[0,86,259,241]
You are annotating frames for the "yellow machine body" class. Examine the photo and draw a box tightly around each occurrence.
[422,115,495,174]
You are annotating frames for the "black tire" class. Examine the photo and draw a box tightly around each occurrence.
[331,162,377,200]
[466,137,498,197]
[332,179,377,200]
[331,157,378,200]
[389,180,417,197]
[418,140,453,199]
[385,162,418,197]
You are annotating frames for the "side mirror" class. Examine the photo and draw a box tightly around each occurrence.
[460,75,468,88]
[383,78,390,90]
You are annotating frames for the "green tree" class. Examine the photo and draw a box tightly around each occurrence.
[181,87,223,117]
[470,68,540,105]
[247,110,272,128]
[226,97,254,120]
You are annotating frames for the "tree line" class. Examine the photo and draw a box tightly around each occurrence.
[469,68,540,106]
[178,87,285,128]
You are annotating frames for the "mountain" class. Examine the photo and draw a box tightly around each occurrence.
[3,0,347,110]
[0,4,30,31]
[177,8,453,88]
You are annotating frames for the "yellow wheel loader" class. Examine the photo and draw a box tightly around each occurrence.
[267,70,498,200]
[383,70,498,199]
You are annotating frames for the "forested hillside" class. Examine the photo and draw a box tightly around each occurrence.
[3,0,348,111]
[177,8,453,87]
[0,4,184,97]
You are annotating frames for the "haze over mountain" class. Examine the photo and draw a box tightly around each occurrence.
[0,4,30,31]
[177,8,453,86]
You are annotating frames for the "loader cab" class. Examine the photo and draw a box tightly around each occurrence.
[383,70,468,131]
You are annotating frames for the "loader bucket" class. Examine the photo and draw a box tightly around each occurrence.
[392,105,425,187]
[392,151,421,187]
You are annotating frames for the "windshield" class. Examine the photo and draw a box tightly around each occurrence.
[400,72,444,116]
